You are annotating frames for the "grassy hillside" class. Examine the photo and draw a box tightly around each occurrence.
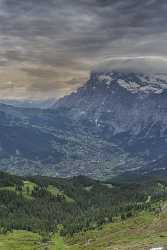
[0,231,42,250]
[1,211,167,250]
[65,211,167,250]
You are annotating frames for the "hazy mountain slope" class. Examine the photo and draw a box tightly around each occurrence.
[0,71,167,178]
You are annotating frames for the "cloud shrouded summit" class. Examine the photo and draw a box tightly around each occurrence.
[0,0,167,99]
[95,56,167,74]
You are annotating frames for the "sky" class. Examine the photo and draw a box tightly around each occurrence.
[0,0,167,100]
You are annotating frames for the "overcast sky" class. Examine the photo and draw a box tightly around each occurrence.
[0,0,167,99]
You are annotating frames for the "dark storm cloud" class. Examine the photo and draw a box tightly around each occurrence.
[0,0,167,99]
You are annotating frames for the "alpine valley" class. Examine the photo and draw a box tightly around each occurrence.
[0,70,167,179]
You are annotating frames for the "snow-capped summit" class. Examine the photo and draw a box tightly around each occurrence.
[89,71,167,94]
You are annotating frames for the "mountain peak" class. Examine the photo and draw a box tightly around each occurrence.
[89,71,167,94]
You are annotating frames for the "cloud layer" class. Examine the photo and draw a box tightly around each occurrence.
[95,56,167,74]
[0,0,167,99]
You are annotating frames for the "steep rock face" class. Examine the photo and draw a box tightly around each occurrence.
[55,72,167,131]
[54,71,167,160]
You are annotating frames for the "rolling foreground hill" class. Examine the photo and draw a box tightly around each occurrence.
[0,70,167,178]
[1,171,167,249]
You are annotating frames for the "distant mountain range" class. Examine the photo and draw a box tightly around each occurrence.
[0,71,167,179]
[0,98,57,109]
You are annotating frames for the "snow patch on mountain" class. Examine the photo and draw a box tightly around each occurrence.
[98,74,113,85]
[95,72,167,94]
[117,79,140,91]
